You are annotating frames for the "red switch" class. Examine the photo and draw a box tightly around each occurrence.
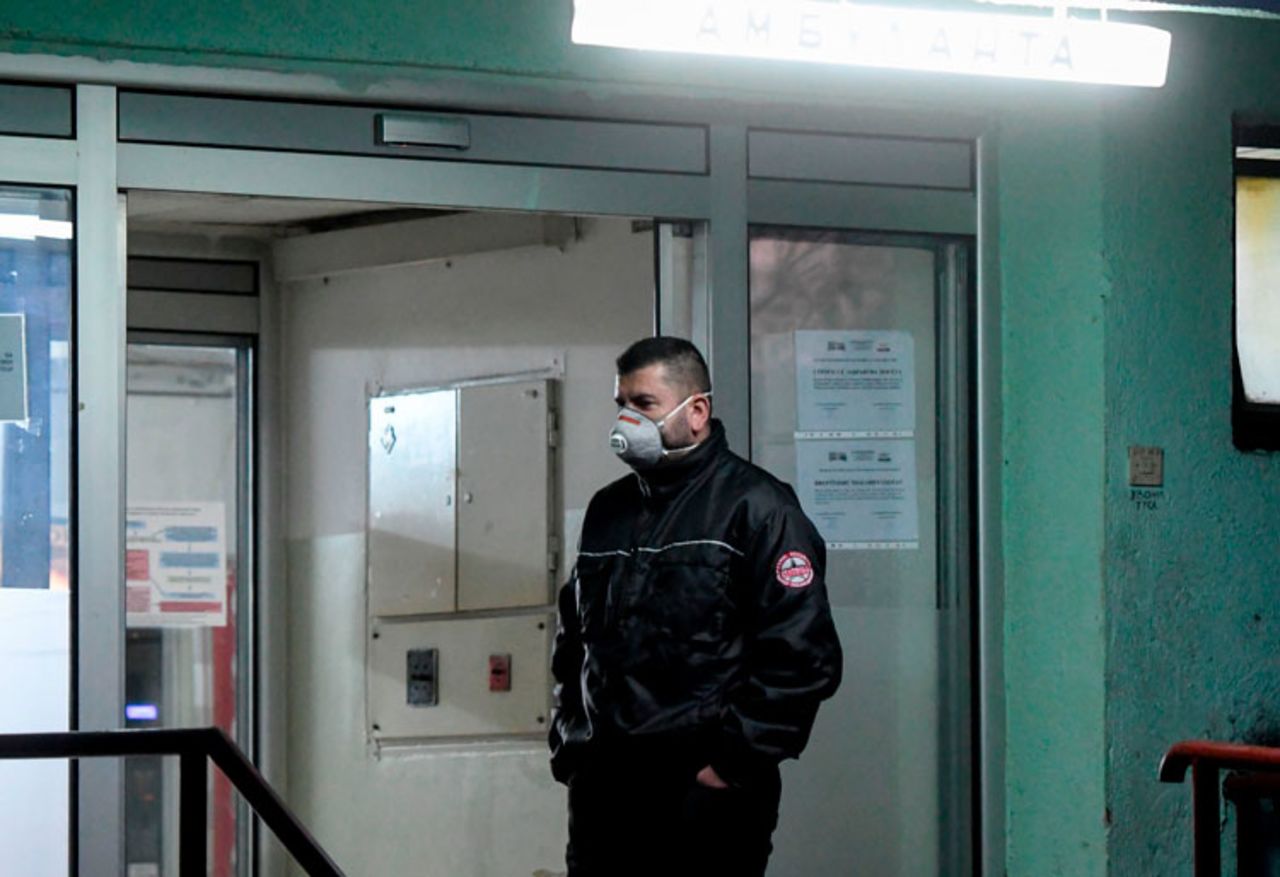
[489,654,512,692]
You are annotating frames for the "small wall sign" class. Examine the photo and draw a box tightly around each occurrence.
[1128,446,1164,488]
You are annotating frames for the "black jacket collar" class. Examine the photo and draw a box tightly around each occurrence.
[634,419,728,501]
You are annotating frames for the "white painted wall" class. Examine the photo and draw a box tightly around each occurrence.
[126,372,237,512]
[278,215,652,876]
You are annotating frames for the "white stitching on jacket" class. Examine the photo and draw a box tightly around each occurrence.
[578,539,743,559]
[637,540,744,557]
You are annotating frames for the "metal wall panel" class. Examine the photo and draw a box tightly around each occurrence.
[0,134,77,184]
[118,92,708,175]
[707,125,751,453]
[127,291,259,335]
[0,83,73,138]
[749,179,976,235]
[368,613,552,739]
[457,380,555,611]
[117,144,711,219]
[749,129,973,191]
[128,257,258,295]
[368,389,458,616]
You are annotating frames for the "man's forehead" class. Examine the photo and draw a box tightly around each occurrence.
[615,364,676,397]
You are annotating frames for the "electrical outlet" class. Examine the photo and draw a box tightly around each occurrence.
[407,648,439,707]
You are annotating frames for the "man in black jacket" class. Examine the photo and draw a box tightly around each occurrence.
[550,336,843,877]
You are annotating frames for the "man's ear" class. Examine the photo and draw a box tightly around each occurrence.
[688,394,712,431]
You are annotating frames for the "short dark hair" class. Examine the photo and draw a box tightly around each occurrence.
[616,336,711,395]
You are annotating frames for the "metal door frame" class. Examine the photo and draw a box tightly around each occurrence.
[0,83,127,876]
[125,329,257,877]
[740,216,977,875]
[0,55,1002,877]
[741,128,996,877]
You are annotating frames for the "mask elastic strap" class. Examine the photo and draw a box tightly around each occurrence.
[655,393,697,429]
[658,391,711,457]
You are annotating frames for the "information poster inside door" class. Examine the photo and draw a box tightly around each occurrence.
[126,502,228,628]
[794,329,915,436]
[795,438,920,550]
[794,330,920,550]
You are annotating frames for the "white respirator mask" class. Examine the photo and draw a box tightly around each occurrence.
[609,393,710,470]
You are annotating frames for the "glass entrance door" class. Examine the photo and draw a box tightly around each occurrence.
[108,91,981,874]
[749,227,973,876]
[124,338,253,877]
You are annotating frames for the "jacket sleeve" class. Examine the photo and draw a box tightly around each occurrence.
[548,568,585,783]
[713,501,843,785]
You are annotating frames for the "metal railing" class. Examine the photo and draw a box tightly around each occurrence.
[0,727,346,877]
[1160,739,1280,877]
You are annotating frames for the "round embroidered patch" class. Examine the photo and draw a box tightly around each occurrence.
[775,551,815,588]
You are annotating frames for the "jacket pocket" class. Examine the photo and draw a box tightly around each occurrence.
[646,556,732,646]
[573,553,619,639]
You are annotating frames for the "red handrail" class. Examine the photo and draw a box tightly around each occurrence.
[1160,739,1280,877]
[1160,740,1280,782]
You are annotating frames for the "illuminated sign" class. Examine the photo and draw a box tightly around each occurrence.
[125,703,160,722]
[573,0,1172,87]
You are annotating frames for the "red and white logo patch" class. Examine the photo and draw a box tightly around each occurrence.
[775,551,815,589]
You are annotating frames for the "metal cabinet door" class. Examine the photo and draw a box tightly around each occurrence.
[368,389,459,615]
[456,380,556,611]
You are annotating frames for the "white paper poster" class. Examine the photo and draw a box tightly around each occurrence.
[126,502,228,628]
[0,314,29,424]
[794,330,915,436]
[796,438,920,550]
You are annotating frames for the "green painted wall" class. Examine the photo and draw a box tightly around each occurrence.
[999,100,1109,876]
[4,3,1278,875]
[0,1,571,76]
[1101,15,1280,875]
